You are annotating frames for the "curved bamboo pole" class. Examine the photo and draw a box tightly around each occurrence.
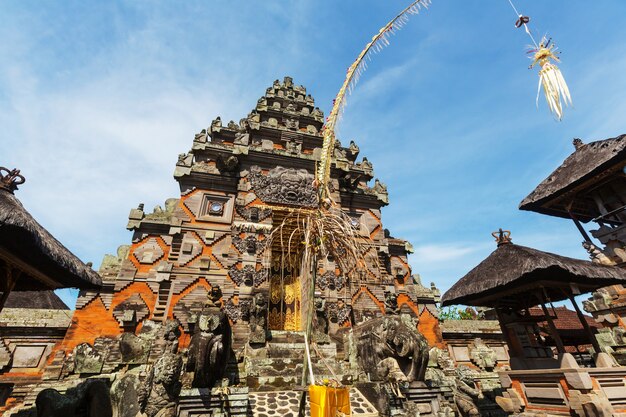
[316,0,431,199]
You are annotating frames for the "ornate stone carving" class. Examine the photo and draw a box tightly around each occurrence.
[186,287,232,388]
[235,204,272,223]
[453,366,484,417]
[248,165,317,207]
[119,332,149,364]
[228,264,267,287]
[224,298,242,322]
[216,155,239,174]
[469,338,497,371]
[336,300,351,325]
[138,320,183,417]
[317,271,345,291]
[73,343,104,374]
[384,292,399,315]
[232,235,266,255]
[249,293,268,345]
[312,297,330,344]
[352,316,429,383]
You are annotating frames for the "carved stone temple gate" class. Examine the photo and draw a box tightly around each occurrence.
[1,77,450,417]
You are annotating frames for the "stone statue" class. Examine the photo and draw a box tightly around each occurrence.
[384,292,399,315]
[249,293,268,345]
[352,316,429,383]
[186,286,232,388]
[312,297,330,344]
[453,366,484,417]
[583,241,615,265]
[139,337,183,417]
[469,338,497,371]
[36,379,113,417]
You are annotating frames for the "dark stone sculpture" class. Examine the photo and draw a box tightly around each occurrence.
[453,366,484,417]
[35,379,112,417]
[186,286,232,388]
[384,292,399,315]
[248,293,268,345]
[352,316,429,383]
[111,320,183,417]
[312,297,330,344]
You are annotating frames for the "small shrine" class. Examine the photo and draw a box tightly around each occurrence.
[442,230,626,416]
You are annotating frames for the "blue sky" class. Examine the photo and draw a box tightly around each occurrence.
[1,1,626,308]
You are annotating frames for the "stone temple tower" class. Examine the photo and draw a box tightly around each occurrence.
[4,77,445,416]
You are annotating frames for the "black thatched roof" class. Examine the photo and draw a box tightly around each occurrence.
[441,243,626,309]
[3,290,69,309]
[520,134,626,220]
[0,190,101,290]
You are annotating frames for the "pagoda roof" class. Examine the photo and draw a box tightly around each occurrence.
[0,171,102,291]
[520,134,626,220]
[441,242,626,309]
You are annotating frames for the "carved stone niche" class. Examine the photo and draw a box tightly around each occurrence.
[248,165,318,207]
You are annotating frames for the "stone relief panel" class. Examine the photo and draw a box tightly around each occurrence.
[232,234,266,255]
[235,204,272,223]
[248,165,317,207]
[228,264,268,287]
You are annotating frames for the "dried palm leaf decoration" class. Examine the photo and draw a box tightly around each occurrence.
[262,1,432,391]
[508,0,572,120]
[317,0,431,194]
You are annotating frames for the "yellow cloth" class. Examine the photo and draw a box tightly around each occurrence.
[309,385,351,417]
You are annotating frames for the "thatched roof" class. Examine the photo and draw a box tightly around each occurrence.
[4,290,69,309]
[520,134,626,220]
[441,243,626,309]
[0,190,101,290]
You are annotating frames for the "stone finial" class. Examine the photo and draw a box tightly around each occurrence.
[0,167,25,193]
[573,138,584,150]
[492,228,512,246]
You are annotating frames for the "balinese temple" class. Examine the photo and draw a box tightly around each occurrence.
[520,134,626,365]
[442,231,626,416]
[0,77,480,417]
[0,167,101,411]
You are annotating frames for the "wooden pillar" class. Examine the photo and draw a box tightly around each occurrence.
[568,294,602,354]
[495,308,523,358]
[540,300,566,354]
[0,264,20,312]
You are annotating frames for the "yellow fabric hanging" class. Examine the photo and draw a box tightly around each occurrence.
[309,385,351,417]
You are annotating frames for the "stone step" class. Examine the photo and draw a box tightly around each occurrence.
[244,357,352,390]
[178,387,249,417]
[248,388,379,417]
[268,330,305,344]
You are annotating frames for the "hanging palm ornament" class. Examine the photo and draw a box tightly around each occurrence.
[508,0,572,120]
